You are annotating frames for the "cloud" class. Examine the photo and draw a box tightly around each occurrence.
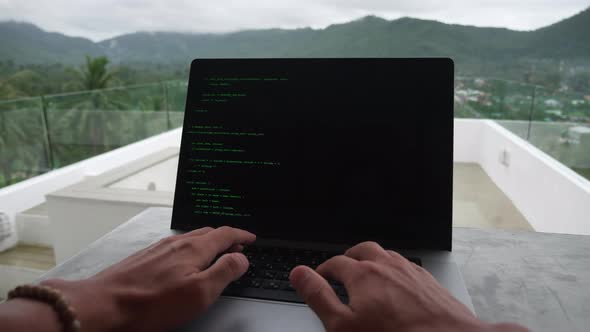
[0,0,588,41]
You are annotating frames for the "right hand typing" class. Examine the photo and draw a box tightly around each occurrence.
[290,241,529,332]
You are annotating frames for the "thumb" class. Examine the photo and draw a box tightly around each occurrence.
[290,265,350,322]
[201,252,249,291]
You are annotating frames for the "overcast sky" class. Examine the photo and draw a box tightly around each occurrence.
[1,0,589,42]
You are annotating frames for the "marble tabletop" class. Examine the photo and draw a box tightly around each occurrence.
[40,208,590,332]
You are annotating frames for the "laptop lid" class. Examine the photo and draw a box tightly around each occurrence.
[171,58,454,251]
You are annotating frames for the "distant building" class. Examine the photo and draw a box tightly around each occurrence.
[544,99,561,107]
[546,109,563,116]
[572,100,586,106]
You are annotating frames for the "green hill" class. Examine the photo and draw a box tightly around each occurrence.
[528,7,590,58]
[97,16,534,63]
[0,21,102,64]
[0,7,589,70]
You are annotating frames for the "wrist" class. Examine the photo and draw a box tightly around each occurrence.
[40,278,126,332]
[0,298,62,332]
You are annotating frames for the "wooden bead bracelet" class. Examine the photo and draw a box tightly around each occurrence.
[7,284,81,332]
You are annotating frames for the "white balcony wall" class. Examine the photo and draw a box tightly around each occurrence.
[0,128,182,252]
[454,119,590,235]
[46,148,178,263]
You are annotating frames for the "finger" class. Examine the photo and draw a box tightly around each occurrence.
[199,252,249,296]
[179,226,215,238]
[228,244,245,252]
[385,249,416,269]
[385,249,406,261]
[200,226,256,257]
[411,262,424,272]
[290,265,351,321]
[316,255,358,286]
[345,241,389,262]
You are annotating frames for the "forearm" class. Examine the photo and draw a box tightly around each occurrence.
[0,278,127,332]
[0,298,61,332]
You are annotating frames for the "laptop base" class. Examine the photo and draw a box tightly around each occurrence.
[175,251,473,332]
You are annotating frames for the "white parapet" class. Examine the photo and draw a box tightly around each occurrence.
[454,119,590,235]
[0,128,182,251]
[46,148,178,263]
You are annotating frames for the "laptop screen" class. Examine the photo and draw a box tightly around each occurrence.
[172,58,453,251]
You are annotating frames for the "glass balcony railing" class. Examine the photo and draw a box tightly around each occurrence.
[0,81,187,188]
[455,77,590,181]
[1,77,589,189]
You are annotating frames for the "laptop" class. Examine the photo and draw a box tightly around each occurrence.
[171,58,473,332]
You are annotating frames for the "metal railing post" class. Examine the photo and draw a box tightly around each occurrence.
[40,95,55,170]
[162,81,172,130]
[526,86,536,141]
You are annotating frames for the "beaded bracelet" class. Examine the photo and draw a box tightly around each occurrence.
[7,284,81,332]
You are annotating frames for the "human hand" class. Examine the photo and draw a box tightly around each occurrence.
[290,241,529,332]
[41,226,256,332]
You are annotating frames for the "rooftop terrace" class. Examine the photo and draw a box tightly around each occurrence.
[0,78,589,298]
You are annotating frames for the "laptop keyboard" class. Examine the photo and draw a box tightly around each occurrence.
[221,245,421,303]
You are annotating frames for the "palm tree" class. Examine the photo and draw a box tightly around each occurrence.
[75,56,115,91]
[65,56,118,156]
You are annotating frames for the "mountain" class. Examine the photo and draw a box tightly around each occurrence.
[95,17,534,64]
[0,8,589,67]
[528,7,590,58]
[0,21,102,64]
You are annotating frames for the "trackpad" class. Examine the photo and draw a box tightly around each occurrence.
[174,297,325,332]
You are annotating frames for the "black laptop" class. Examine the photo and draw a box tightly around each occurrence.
[170,59,472,327]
